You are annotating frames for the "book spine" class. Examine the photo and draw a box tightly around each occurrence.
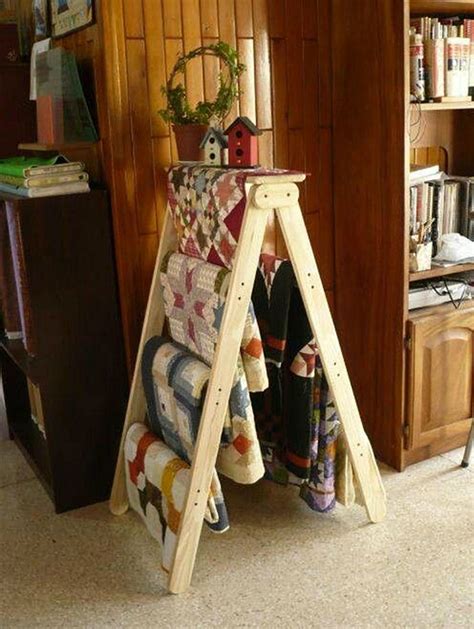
[0,205,22,338]
[410,34,425,101]
[445,37,470,97]
[6,205,37,356]
[23,163,85,177]
[425,39,445,98]
[466,19,474,97]
[36,95,64,145]
[430,182,442,256]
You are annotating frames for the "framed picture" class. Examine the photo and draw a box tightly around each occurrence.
[50,0,93,38]
[0,0,16,24]
[34,0,50,39]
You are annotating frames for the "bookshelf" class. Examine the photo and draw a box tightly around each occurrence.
[332,0,474,471]
[409,262,474,281]
[412,101,474,110]
[0,190,128,512]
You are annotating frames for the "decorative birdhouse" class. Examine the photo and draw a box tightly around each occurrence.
[199,127,228,166]
[224,116,262,168]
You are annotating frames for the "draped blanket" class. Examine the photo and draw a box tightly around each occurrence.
[125,423,227,573]
[251,254,341,513]
[160,252,268,484]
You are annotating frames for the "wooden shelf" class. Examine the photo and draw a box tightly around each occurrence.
[0,337,38,383]
[409,263,474,282]
[18,142,98,152]
[411,0,474,15]
[411,102,474,112]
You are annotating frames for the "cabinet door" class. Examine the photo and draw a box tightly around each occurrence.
[406,306,474,449]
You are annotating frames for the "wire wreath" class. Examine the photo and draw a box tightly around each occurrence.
[159,42,246,126]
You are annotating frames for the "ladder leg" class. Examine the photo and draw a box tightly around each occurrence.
[168,200,270,594]
[276,204,387,524]
[109,212,177,515]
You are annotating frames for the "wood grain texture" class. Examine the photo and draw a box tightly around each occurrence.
[332,0,406,469]
[92,1,335,374]
[406,302,474,449]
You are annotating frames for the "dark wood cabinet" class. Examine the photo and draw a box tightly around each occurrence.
[0,190,128,512]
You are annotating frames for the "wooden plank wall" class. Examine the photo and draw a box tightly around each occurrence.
[100,0,335,371]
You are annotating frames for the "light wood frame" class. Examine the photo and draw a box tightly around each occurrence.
[109,173,387,594]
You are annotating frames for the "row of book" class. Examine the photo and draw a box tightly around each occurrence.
[0,155,90,198]
[410,16,474,101]
[409,164,474,258]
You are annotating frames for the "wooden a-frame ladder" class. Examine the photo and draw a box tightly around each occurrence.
[109,172,386,594]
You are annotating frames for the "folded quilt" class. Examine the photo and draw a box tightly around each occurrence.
[159,252,267,484]
[125,422,229,573]
[251,253,355,513]
[167,166,298,270]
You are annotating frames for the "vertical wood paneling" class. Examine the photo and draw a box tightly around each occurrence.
[271,38,289,167]
[126,39,158,235]
[200,0,219,37]
[182,0,204,106]
[237,38,257,121]
[253,0,272,130]
[236,0,254,37]
[285,0,304,130]
[97,0,335,371]
[122,0,144,38]
[143,0,168,137]
[163,0,183,37]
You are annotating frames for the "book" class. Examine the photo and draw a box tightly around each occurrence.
[0,206,22,339]
[6,205,36,355]
[425,38,445,99]
[428,181,444,256]
[36,94,64,144]
[0,172,89,188]
[410,33,425,101]
[409,163,440,182]
[0,181,90,198]
[0,155,84,178]
[465,19,474,97]
[445,37,470,97]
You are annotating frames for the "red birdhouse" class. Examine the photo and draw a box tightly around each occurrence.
[224,116,262,168]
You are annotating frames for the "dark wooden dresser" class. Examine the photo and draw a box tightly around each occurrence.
[0,189,128,512]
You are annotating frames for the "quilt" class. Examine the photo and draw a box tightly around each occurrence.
[160,252,267,484]
[251,253,352,513]
[167,166,300,269]
[125,423,229,573]
[141,336,229,530]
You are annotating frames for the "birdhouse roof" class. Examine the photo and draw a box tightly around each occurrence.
[224,116,262,136]
[199,128,228,149]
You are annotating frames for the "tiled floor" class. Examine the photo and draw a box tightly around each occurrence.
[0,439,473,628]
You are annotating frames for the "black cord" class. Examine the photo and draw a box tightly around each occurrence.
[429,277,469,310]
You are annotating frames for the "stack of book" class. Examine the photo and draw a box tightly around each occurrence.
[0,155,90,198]
[409,164,474,258]
[409,15,474,101]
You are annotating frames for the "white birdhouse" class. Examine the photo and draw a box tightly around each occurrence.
[199,128,228,166]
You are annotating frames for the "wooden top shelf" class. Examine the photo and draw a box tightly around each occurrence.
[18,142,98,152]
[411,0,474,16]
[411,102,474,112]
[409,263,474,282]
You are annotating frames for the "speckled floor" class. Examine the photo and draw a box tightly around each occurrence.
[0,439,473,629]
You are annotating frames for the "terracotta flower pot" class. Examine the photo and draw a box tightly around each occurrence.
[173,124,208,162]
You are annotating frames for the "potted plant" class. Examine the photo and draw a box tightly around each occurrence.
[159,42,245,162]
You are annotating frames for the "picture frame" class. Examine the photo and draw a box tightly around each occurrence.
[0,0,16,24]
[50,0,93,38]
[34,0,50,39]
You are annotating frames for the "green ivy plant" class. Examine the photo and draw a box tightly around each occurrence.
[159,42,245,125]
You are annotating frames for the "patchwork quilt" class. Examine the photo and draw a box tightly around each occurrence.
[251,253,350,513]
[125,423,228,573]
[141,336,229,529]
[160,252,267,484]
[167,166,299,269]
